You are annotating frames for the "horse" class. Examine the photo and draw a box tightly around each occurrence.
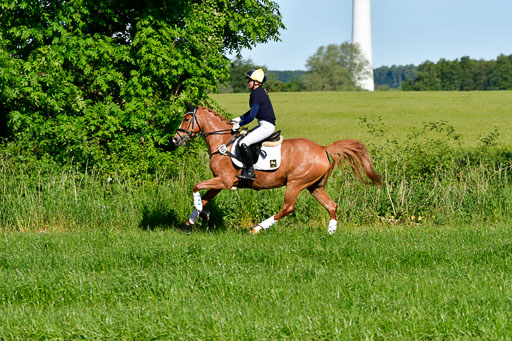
[172,101,383,234]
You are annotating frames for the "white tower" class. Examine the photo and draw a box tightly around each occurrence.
[352,0,374,91]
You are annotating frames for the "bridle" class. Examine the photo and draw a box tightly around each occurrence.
[174,106,201,145]
[174,106,238,156]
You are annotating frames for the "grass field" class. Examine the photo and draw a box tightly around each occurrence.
[211,91,512,147]
[1,225,512,339]
[1,91,511,339]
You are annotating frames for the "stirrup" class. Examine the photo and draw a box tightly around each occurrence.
[236,168,256,180]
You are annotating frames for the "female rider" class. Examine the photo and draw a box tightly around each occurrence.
[230,68,276,180]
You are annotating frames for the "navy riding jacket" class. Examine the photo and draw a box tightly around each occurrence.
[239,87,276,126]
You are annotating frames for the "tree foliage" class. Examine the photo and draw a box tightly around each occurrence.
[0,0,283,174]
[301,42,369,91]
[373,64,416,90]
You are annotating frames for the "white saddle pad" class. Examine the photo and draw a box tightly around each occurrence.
[230,138,282,171]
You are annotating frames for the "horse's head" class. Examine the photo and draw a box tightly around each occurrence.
[172,101,203,146]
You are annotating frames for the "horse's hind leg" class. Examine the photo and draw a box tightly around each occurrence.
[250,185,301,234]
[308,185,338,234]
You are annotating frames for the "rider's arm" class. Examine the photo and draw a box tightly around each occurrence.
[238,103,259,126]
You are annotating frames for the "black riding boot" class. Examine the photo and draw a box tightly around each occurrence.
[236,143,256,180]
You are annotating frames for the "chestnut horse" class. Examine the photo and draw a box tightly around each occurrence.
[172,102,383,234]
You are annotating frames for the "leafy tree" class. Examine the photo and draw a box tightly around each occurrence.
[403,61,442,91]
[0,0,283,174]
[301,42,369,91]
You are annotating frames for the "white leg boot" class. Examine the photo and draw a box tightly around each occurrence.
[251,216,276,234]
[193,191,203,211]
[328,219,337,235]
[188,191,203,225]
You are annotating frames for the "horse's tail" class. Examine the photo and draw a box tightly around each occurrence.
[325,139,383,186]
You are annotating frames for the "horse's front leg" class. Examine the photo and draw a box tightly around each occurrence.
[180,177,230,232]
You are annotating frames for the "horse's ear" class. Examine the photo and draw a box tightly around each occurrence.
[184,100,197,112]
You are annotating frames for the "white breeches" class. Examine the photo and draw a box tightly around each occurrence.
[239,120,275,146]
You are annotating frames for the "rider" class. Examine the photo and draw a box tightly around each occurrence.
[230,68,276,180]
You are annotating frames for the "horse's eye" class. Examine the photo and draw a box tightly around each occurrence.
[183,118,189,122]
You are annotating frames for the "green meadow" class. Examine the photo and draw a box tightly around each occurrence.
[1,225,512,339]
[1,91,512,339]
[211,91,512,147]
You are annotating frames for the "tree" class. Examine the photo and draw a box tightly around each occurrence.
[0,0,284,174]
[437,58,461,90]
[403,61,442,91]
[301,42,369,91]
[488,54,512,90]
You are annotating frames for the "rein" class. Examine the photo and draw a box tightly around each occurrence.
[175,107,238,157]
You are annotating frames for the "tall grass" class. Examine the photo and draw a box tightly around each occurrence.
[0,158,193,232]
[1,138,510,232]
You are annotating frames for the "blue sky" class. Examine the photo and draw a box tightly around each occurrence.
[232,0,512,70]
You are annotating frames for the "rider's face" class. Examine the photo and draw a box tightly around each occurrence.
[247,79,259,90]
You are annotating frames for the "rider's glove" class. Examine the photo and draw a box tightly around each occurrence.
[230,117,241,131]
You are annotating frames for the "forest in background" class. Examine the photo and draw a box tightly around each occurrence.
[222,54,512,92]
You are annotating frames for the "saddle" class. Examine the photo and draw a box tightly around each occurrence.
[231,130,284,171]
[235,130,282,164]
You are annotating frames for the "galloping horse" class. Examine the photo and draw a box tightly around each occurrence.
[172,102,383,234]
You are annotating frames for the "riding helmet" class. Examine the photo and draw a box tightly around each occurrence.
[246,68,267,84]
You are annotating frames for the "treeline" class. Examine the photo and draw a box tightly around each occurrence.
[403,55,512,91]
[221,62,417,92]
[269,65,417,91]
[224,54,512,92]
[373,65,416,90]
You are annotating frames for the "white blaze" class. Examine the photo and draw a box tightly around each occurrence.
[352,0,374,91]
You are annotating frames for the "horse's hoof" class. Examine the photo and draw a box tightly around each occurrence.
[179,223,191,233]
[249,226,263,235]
[199,209,210,222]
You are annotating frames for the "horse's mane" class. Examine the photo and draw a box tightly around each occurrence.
[200,106,231,124]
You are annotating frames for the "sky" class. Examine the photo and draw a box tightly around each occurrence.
[232,0,512,70]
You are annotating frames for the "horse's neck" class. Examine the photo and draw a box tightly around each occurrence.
[199,109,232,152]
